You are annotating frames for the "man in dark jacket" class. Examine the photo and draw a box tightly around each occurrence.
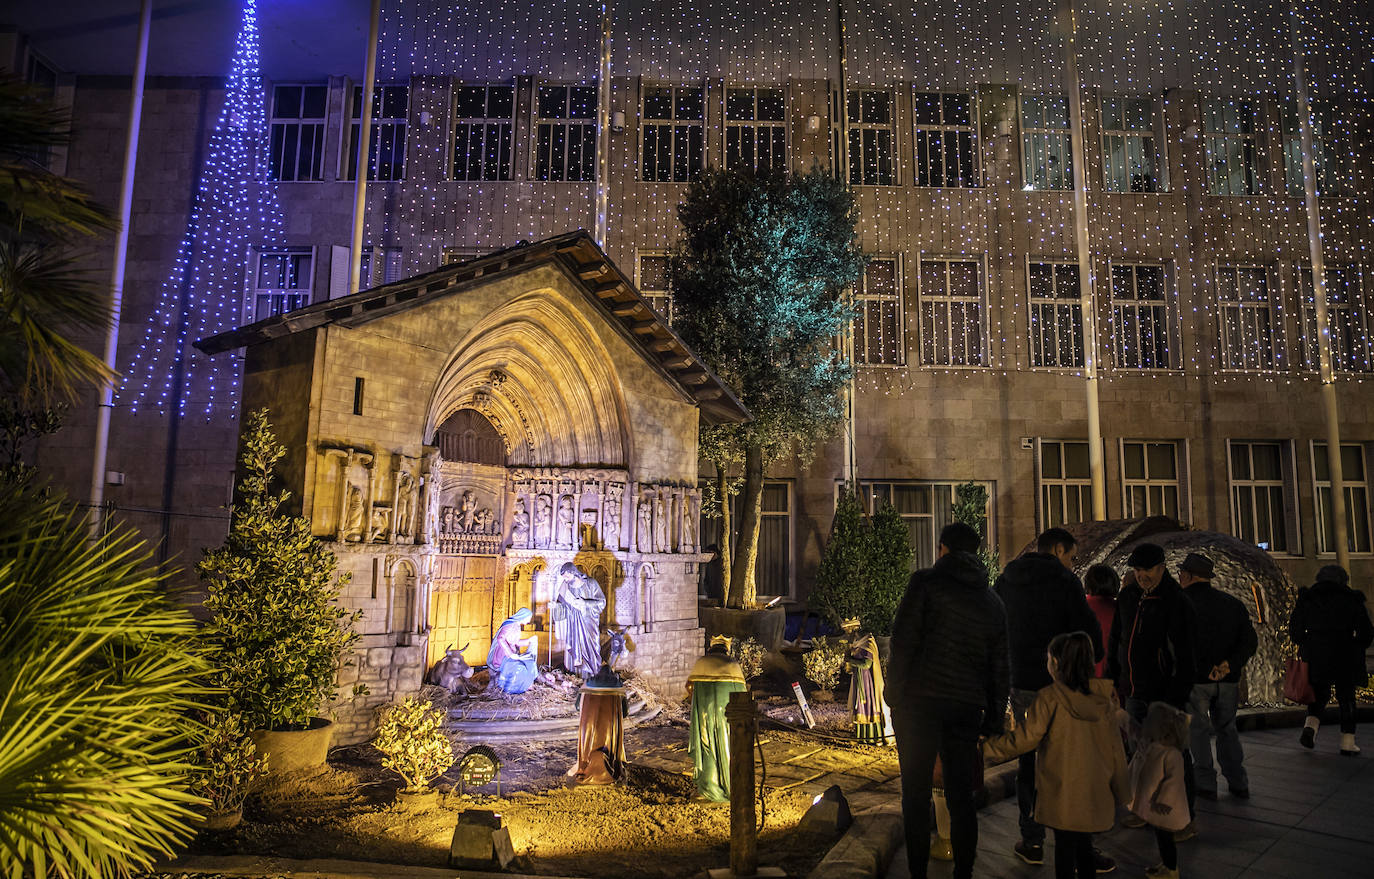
[1109,542,1200,838]
[886,522,1009,879]
[995,527,1106,869]
[1179,552,1257,800]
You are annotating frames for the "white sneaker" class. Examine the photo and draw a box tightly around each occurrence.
[1340,733,1361,756]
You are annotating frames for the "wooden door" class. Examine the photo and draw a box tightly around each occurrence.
[427,554,498,669]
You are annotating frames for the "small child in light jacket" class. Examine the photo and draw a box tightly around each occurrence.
[983,631,1129,879]
[1127,702,1191,879]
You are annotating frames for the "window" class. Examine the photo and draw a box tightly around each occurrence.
[535,83,597,181]
[636,252,672,323]
[1313,443,1373,554]
[1122,440,1183,520]
[268,84,327,181]
[913,92,978,187]
[452,83,515,181]
[1297,265,1370,373]
[1101,95,1162,192]
[1021,93,1072,190]
[725,86,787,173]
[1217,265,1279,370]
[700,481,793,597]
[1028,261,1084,368]
[847,89,896,185]
[1282,99,1351,197]
[1039,440,1093,530]
[1110,263,1172,369]
[918,258,984,366]
[249,248,313,321]
[440,247,481,265]
[1204,97,1262,195]
[858,481,993,570]
[359,247,403,287]
[642,85,704,182]
[855,258,903,365]
[1228,441,1296,553]
[346,84,407,180]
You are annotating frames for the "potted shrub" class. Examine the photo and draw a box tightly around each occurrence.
[190,712,267,830]
[199,409,362,774]
[802,635,846,702]
[374,697,455,805]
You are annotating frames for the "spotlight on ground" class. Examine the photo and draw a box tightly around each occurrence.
[449,808,516,870]
[797,784,852,836]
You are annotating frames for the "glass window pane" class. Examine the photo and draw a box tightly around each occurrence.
[1147,443,1177,479]
[1041,442,1063,479]
[1124,443,1145,479]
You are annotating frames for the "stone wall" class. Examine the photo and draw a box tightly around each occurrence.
[334,636,429,744]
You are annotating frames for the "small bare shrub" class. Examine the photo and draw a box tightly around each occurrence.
[732,637,768,680]
[802,635,845,693]
[373,697,455,791]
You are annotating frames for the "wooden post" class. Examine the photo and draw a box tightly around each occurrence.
[727,690,758,877]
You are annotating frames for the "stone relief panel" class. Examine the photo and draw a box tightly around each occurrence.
[434,462,506,555]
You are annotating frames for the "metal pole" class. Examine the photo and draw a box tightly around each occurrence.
[837,0,857,487]
[1289,0,1349,568]
[594,2,613,245]
[726,690,758,877]
[1065,3,1106,520]
[89,0,153,541]
[348,0,382,296]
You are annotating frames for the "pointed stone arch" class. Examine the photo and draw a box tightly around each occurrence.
[426,289,632,468]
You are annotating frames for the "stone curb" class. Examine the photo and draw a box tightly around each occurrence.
[164,854,585,879]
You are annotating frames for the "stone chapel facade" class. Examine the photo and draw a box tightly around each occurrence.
[198,231,748,742]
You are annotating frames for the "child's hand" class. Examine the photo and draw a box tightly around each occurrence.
[1151,803,1172,815]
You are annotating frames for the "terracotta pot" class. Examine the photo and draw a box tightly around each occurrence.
[249,717,334,775]
[699,605,786,652]
[396,787,440,808]
[200,808,243,831]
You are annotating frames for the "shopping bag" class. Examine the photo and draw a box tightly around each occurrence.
[1283,657,1315,704]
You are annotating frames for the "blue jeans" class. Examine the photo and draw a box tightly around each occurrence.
[892,699,983,879]
[1187,682,1248,793]
[1010,688,1044,845]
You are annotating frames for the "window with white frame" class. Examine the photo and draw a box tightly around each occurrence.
[847,89,896,185]
[1100,95,1163,192]
[1028,261,1084,368]
[359,247,402,288]
[699,481,793,597]
[857,481,993,570]
[918,258,984,366]
[346,84,407,181]
[855,258,903,365]
[451,83,515,181]
[1122,440,1183,520]
[1296,265,1370,373]
[1204,97,1262,195]
[1282,98,1351,198]
[1313,442,1373,554]
[1217,264,1279,371]
[1039,440,1093,530]
[1110,263,1172,369]
[1228,441,1297,553]
[913,92,978,188]
[249,247,313,322]
[535,83,597,181]
[725,86,787,173]
[636,251,672,323]
[1021,93,1072,190]
[268,84,328,181]
[642,85,705,182]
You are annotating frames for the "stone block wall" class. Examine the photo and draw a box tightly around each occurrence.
[333,634,429,745]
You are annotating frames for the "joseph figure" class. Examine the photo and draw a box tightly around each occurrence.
[552,563,605,676]
[686,636,746,802]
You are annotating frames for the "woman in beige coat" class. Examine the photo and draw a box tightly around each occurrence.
[983,632,1130,879]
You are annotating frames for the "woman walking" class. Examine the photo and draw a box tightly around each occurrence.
[1289,565,1374,755]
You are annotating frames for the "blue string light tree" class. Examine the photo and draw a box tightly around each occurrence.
[121,0,285,417]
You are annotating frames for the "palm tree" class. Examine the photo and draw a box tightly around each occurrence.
[0,75,116,403]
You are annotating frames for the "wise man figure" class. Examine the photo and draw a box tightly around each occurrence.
[686,635,746,802]
[570,663,630,784]
[844,620,894,745]
[552,563,606,676]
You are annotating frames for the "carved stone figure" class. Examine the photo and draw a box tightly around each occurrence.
[552,563,606,677]
[636,495,653,553]
[556,495,576,548]
[473,507,493,533]
[458,490,478,532]
[604,486,622,549]
[394,471,415,539]
[369,507,390,543]
[510,497,530,547]
[654,493,669,552]
[534,494,552,548]
[441,505,456,534]
[342,484,365,542]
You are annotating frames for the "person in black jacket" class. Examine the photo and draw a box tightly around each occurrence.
[994,527,1106,869]
[1289,565,1374,756]
[1179,552,1257,799]
[886,522,1009,879]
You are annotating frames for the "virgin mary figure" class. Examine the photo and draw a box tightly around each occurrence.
[551,563,606,676]
[487,607,539,694]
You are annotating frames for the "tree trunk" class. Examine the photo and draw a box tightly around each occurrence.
[727,444,764,608]
[716,464,732,607]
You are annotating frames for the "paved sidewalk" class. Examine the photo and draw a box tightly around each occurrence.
[883,726,1374,879]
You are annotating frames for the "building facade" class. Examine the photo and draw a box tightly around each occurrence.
[3,0,1372,623]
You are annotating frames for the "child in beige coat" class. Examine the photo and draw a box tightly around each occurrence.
[1127,702,1191,878]
[983,632,1129,879]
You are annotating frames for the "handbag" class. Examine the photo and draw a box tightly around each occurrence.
[1283,657,1316,704]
